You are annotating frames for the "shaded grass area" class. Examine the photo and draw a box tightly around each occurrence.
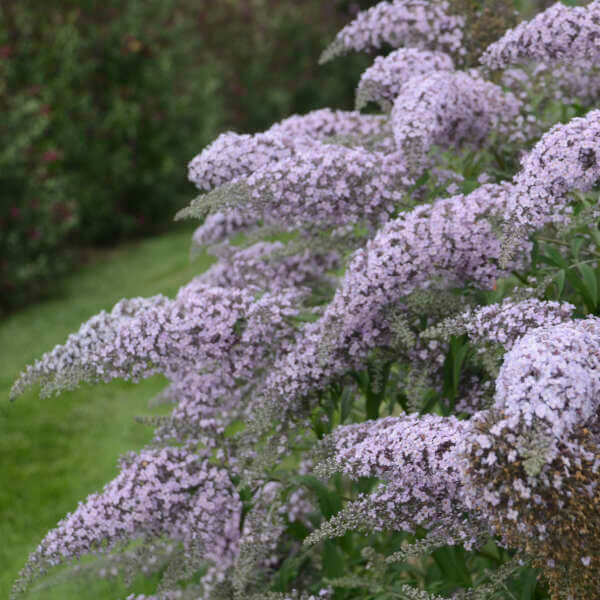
[0,224,214,599]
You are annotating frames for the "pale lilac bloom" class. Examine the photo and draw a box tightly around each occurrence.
[391,70,522,169]
[20,447,241,578]
[507,109,600,231]
[180,142,414,231]
[263,183,531,418]
[481,1,600,70]
[320,0,465,64]
[188,109,393,192]
[356,48,454,110]
[11,284,301,398]
[460,298,576,350]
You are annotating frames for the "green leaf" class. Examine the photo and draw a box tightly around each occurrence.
[578,263,598,310]
[517,568,538,600]
[322,540,345,579]
[570,236,586,260]
[453,342,470,397]
[564,267,596,312]
[295,475,342,519]
[551,269,566,299]
[538,244,568,268]
[272,553,307,591]
[432,547,472,587]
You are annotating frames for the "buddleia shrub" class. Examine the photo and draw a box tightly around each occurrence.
[9,1,600,599]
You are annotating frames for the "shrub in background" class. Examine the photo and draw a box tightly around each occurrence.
[199,0,377,133]
[0,83,77,309]
[0,0,224,311]
[10,1,600,599]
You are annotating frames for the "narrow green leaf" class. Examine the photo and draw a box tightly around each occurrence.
[578,263,598,309]
[295,475,341,519]
[539,245,568,268]
[570,236,586,260]
[564,268,595,312]
[518,568,538,600]
[551,269,566,298]
[322,540,345,579]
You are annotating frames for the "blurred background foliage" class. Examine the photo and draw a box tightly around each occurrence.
[0,0,376,314]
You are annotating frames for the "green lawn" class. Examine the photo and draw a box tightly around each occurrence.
[0,224,214,599]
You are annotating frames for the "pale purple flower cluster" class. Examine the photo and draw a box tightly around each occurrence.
[197,242,340,293]
[460,317,600,574]
[391,70,522,167]
[489,317,600,446]
[508,109,600,231]
[187,109,392,192]
[481,1,600,70]
[191,210,259,249]
[459,297,576,350]
[151,370,246,447]
[320,0,465,64]
[264,184,531,414]
[188,130,313,192]
[11,283,301,398]
[10,295,170,399]
[325,413,468,484]
[355,48,454,110]
[270,108,391,142]
[312,315,600,561]
[181,142,414,231]
[22,447,241,573]
[309,414,484,546]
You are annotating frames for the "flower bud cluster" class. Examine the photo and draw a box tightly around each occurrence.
[507,109,600,232]
[391,70,522,168]
[481,0,600,70]
[356,48,454,111]
[181,142,414,231]
[16,447,241,591]
[319,0,465,64]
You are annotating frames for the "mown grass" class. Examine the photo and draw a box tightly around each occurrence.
[0,223,214,599]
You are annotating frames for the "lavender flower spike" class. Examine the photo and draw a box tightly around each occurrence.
[188,130,313,192]
[446,297,576,351]
[356,48,454,111]
[11,284,301,399]
[320,0,465,64]
[462,317,600,597]
[187,109,392,192]
[13,447,241,597]
[481,1,600,70]
[309,414,485,548]
[391,70,521,169]
[507,108,600,232]
[179,142,413,231]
